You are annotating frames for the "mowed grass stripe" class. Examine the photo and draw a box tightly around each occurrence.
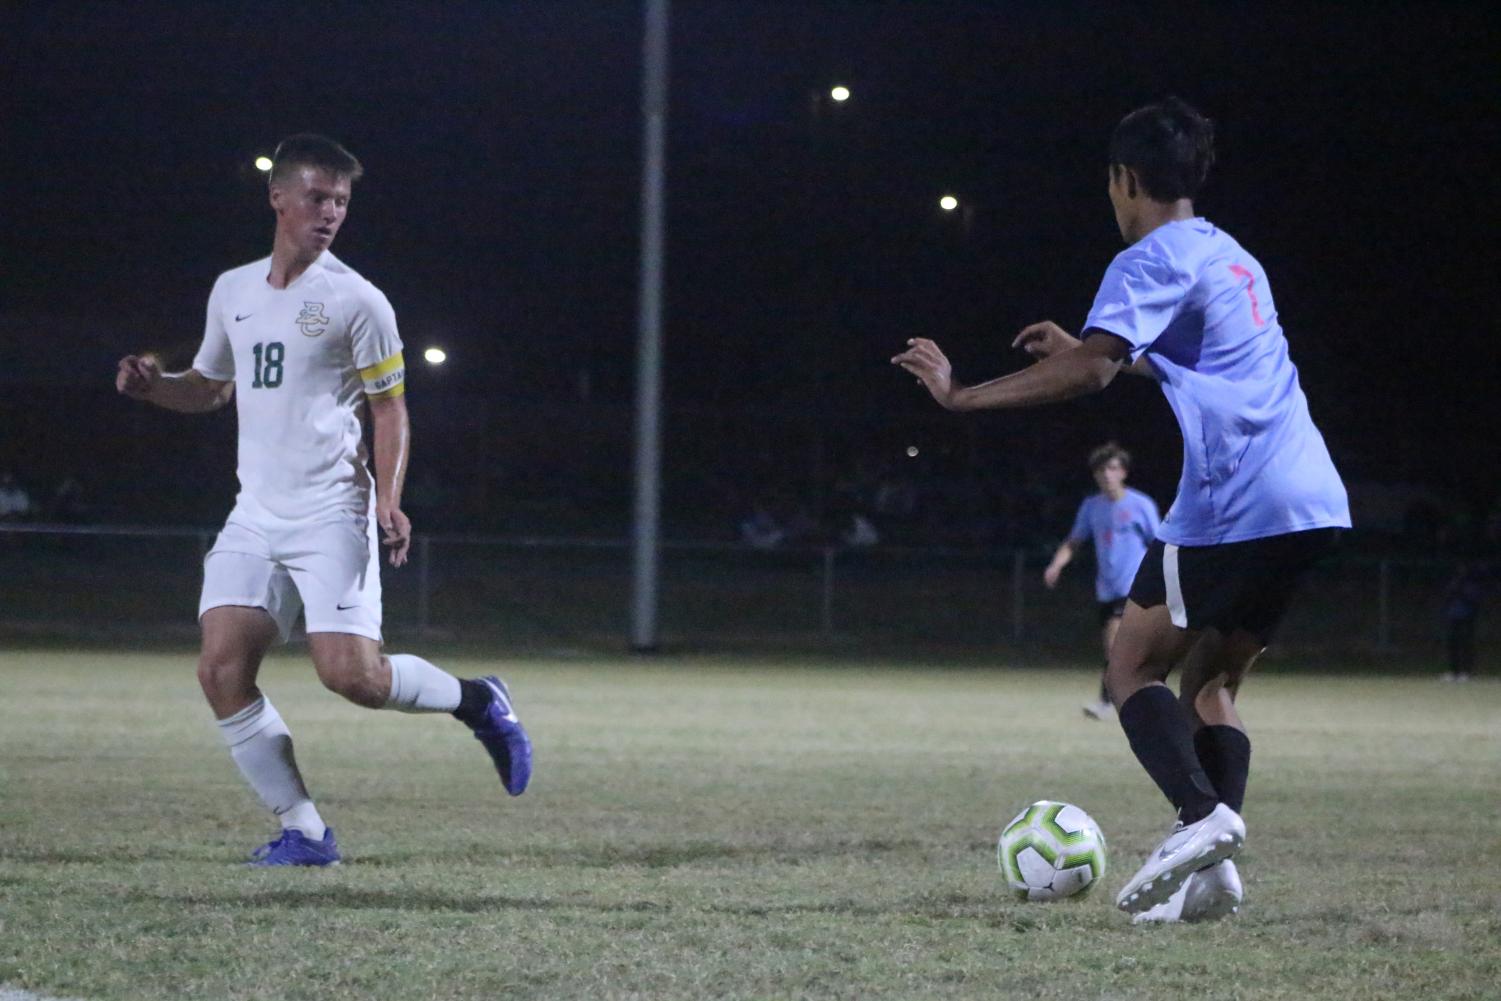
[1,650,1498,1000]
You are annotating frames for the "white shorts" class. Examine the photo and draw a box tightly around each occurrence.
[199,503,383,642]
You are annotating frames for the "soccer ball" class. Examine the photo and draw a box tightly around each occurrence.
[997,800,1107,901]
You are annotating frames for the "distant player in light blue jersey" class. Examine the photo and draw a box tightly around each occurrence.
[893,97,1349,922]
[1043,443,1160,720]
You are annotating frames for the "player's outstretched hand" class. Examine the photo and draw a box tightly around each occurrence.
[378,504,412,567]
[115,354,161,399]
[1012,321,1081,361]
[891,338,958,409]
[1043,564,1062,589]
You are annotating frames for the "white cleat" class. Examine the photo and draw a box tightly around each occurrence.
[1116,803,1246,914]
[1131,877,1188,924]
[1181,858,1243,921]
[1082,699,1115,720]
[1131,859,1243,924]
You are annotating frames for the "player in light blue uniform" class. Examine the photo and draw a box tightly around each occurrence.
[1044,443,1161,720]
[1083,220,1348,546]
[893,98,1349,922]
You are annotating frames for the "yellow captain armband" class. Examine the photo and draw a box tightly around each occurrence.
[360,352,406,399]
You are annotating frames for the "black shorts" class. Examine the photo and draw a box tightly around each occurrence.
[1127,528,1341,642]
[1097,598,1128,625]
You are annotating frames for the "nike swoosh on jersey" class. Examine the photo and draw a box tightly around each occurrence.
[336,603,358,611]
[235,313,254,321]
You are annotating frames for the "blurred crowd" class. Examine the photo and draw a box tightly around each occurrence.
[6,446,1501,559]
[0,470,88,524]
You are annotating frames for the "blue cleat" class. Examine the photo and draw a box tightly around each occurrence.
[247,827,342,867]
[467,675,532,795]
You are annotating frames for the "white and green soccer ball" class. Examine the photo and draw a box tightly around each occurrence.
[997,800,1107,901]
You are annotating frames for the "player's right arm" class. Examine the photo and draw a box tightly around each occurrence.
[115,355,234,413]
[1043,539,1076,589]
[1044,500,1091,588]
[117,273,237,412]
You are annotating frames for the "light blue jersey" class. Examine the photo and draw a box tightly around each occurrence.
[1083,218,1351,546]
[1069,488,1161,601]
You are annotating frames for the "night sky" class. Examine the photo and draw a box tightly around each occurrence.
[3,1,1497,533]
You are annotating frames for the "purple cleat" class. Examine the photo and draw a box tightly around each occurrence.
[467,675,532,795]
[248,827,341,867]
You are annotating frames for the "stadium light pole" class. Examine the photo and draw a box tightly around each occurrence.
[631,0,669,652]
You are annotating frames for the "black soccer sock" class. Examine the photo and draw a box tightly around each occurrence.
[1117,686,1220,824]
[452,679,493,729]
[1194,725,1251,815]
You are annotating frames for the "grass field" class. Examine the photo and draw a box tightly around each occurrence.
[1,647,1498,1000]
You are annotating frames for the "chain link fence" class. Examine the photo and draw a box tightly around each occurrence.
[0,524,1488,666]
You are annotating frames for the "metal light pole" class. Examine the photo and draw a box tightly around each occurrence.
[631,0,669,651]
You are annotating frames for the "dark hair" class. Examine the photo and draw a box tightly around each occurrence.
[1108,97,1214,202]
[1089,442,1130,473]
[269,133,363,186]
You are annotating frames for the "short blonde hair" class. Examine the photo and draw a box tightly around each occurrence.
[269,134,363,187]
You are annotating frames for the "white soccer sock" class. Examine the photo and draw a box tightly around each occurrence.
[278,800,326,839]
[217,695,326,840]
[385,653,463,713]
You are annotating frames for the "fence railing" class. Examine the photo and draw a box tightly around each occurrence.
[0,522,1480,657]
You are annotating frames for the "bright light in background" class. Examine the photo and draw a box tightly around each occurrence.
[939,194,959,212]
[830,85,850,102]
[423,347,447,365]
[254,156,273,172]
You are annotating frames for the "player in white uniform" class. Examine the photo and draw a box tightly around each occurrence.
[116,135,531,866]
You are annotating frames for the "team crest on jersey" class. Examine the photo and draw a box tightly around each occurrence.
[296,301,331,337]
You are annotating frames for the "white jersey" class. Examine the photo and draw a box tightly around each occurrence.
[192,252,406,522]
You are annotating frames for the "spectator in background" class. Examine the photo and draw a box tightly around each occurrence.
[825,494,880,548]
[841,511,880,548]
[874,466,917,521]
[740,497,786,549]
[0,472,34,521]
[49,474,87,523]
[1440,561,1485,682]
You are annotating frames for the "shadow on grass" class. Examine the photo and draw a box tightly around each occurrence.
[2,848,233,865]
[131,886,667,914]
[127,885,1020,923]
[3,837,926,869]
[355,836,927,870]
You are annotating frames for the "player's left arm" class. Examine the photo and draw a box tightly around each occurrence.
[892,331,1131,412]
[368,391,411,567]
[1140,497,1162,541]
[349,281,411,567]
